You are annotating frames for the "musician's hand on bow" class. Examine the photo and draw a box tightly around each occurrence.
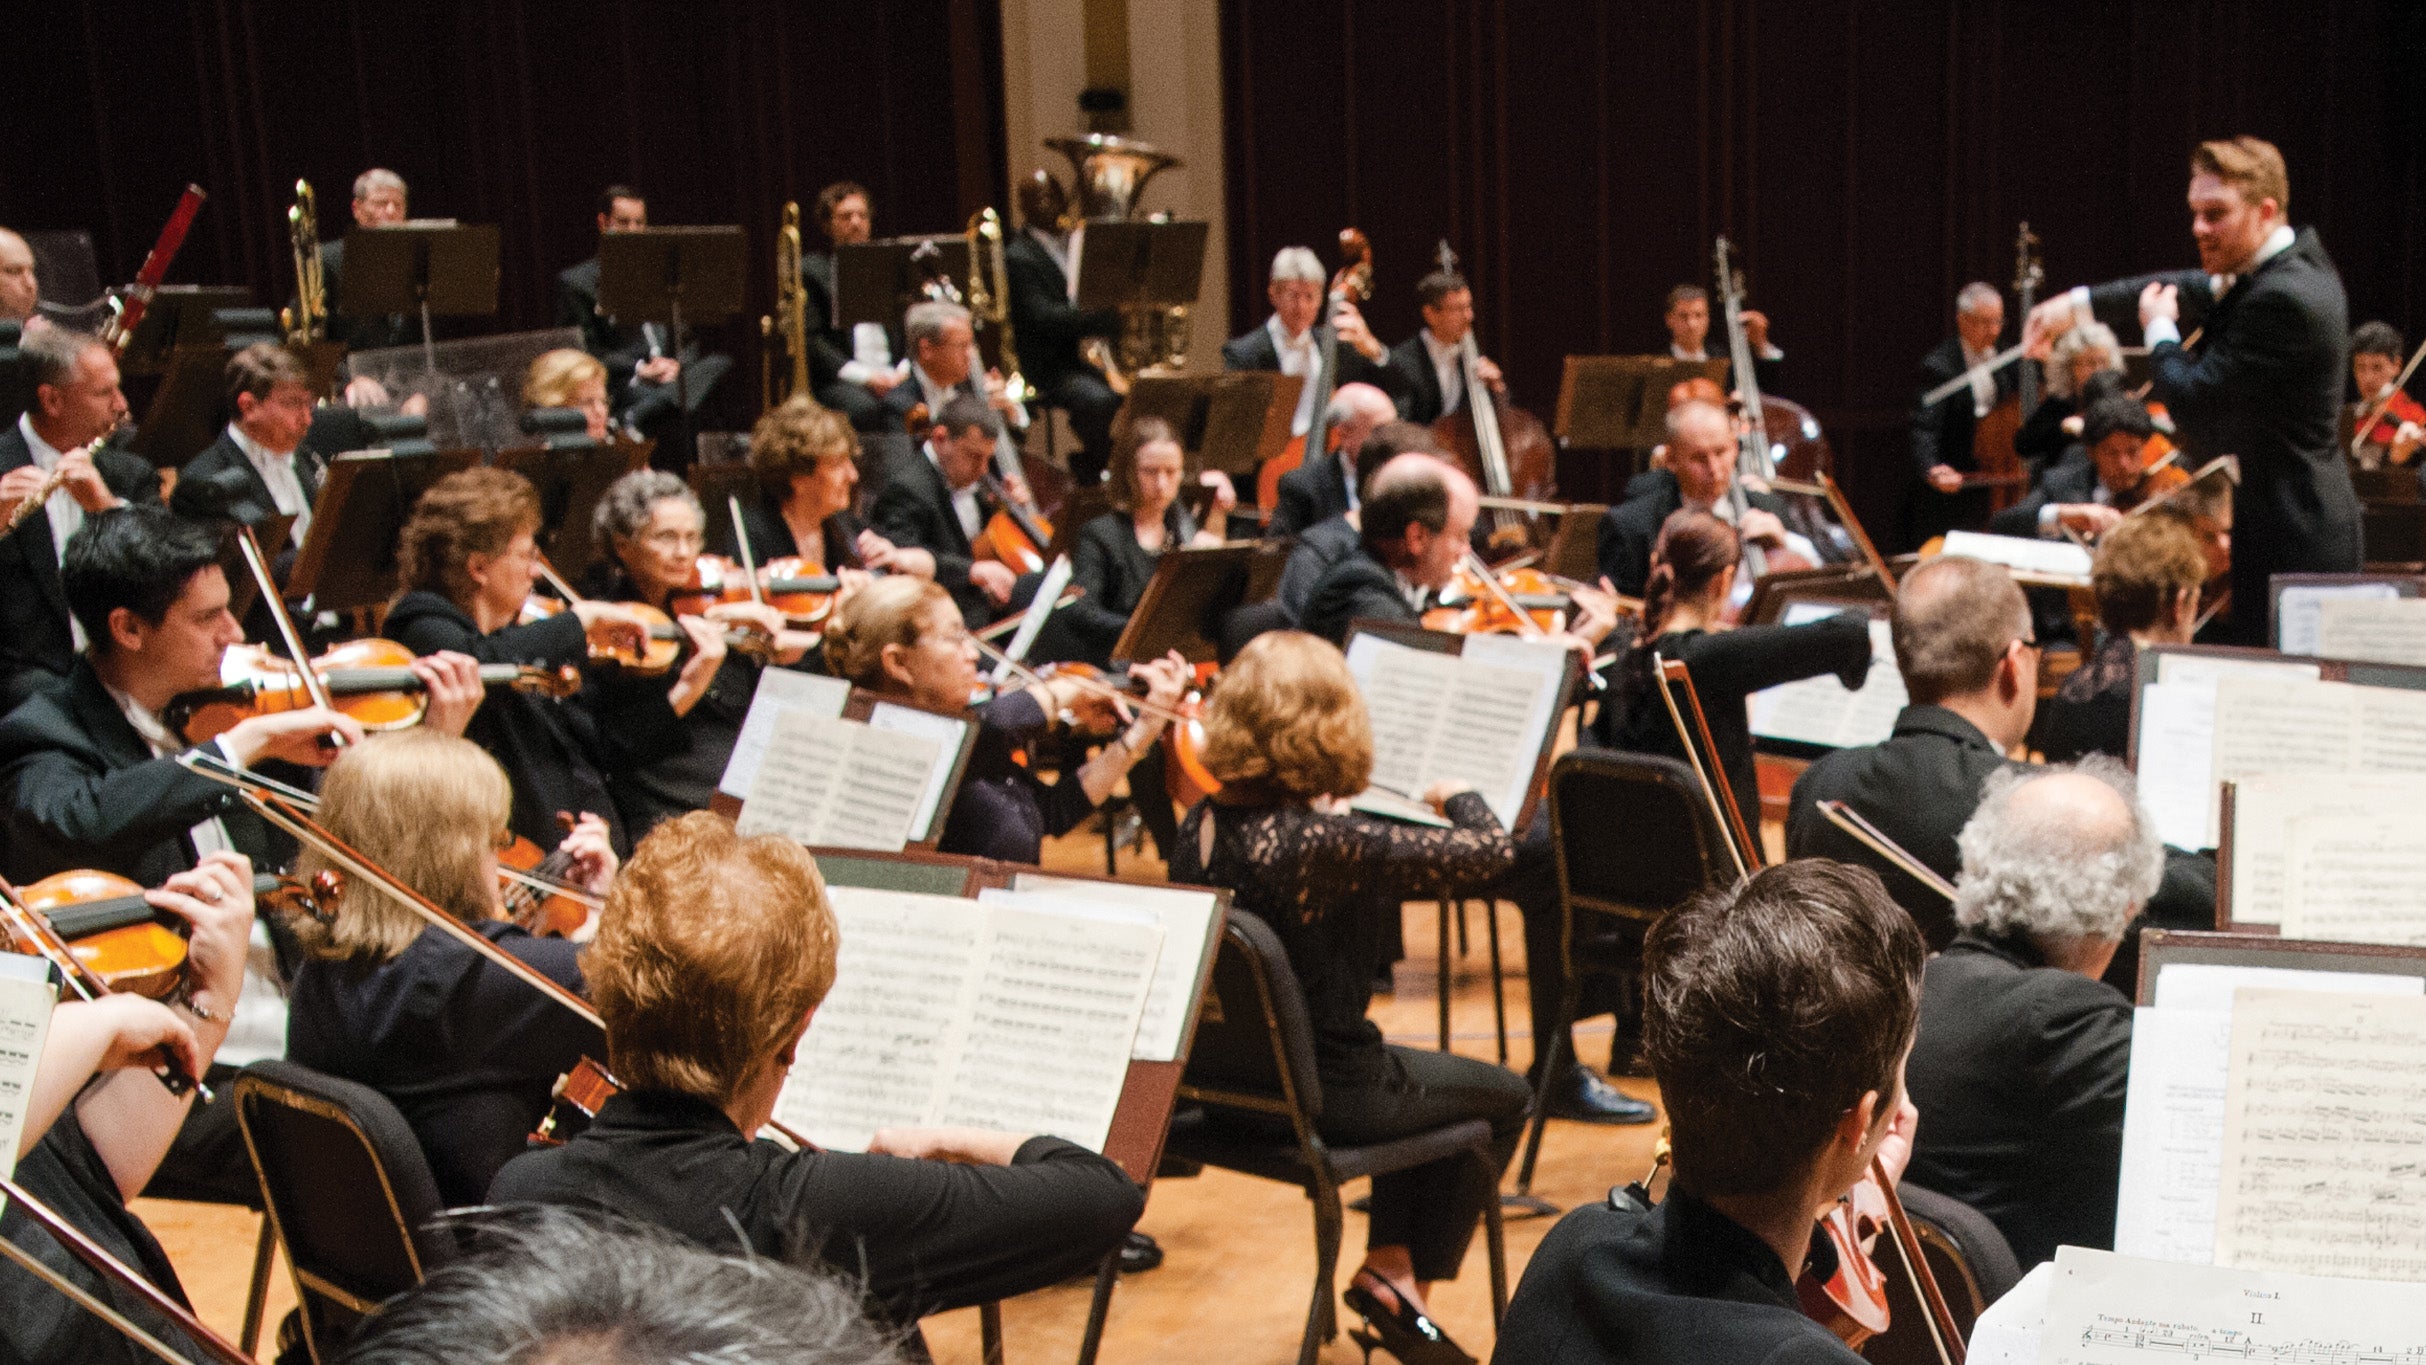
[1130,652,1191,730]
[2056,504,2125,537]
[1045,674,1124,734]
[224,705,366,768]
[1558,578,1623,651]
[968,559,1017,606]
[76,995,204,1084]
[55,445,123,514]
[666,615,727,718]
[636,356,680,385]
[1871,1092,1921,1186]
[2392,421,2423,467]
[1474,355,1506,395]
[152,852,256,1020]
[855,528,903,571]
[705,599,786,641]
[1001,472,1034,510]
[2022,295,2080,360]
[1420,778,1477,813]
[2138,281,2180,332]
[342,374,392,408]
[571,601,650,657]
[983,368,1021,418]
[409,650,485,738]
[885,545,937,580]
[1332,299,1385,362]
[1926,464,1964,495]
[1739,507,1790,549]
[557,812,619,897]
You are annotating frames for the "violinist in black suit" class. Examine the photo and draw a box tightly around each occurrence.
[2026,136,2360,646]
[1296,455,1477,646]
[555,186,730,459]
[870,394,1025,628]
[177,343,325,548]
[1910,282,2018,545]
[1596,399,1803,599]
[1005,171,1123,484]
[1222,245,1399,448]
[800,182,907,434]
[0,327,157,712]
[1383,268,1505,426]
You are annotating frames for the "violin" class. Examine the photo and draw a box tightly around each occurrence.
[0,870,222,1097]
[1258,227,1375,513]
[499,812,597,938]
[1422,560,1568,637]
[667,553,842,625]
[520,594,774,674]
[165,638,582,743]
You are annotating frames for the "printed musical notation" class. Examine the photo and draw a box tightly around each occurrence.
[2044,1247,2426,1365]
[735,711,944,852]
[0,952,57,1177]
[2075,1323,2426,1363]
[1344,633,1567,830]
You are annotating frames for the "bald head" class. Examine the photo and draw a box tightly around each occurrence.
[0,228,36,324]
[1362,454,1476,587]
[1954,758,2163,954]
[1891,557,2032,702]
[1328,382,1399,465]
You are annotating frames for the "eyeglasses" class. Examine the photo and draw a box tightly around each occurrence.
[640,529,704,550]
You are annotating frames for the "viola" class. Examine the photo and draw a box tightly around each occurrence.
[520,594,773,674]
[1422,562,1567,637]
[6,869,188,1000]
[1258,227,1375,513]
[668,553,842,625]
[166,639,582,743]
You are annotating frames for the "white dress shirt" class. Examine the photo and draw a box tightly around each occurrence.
[226,423,311,547]
[1962,341,1999,419]
[1420,330,1466,416]
[1268,315,1320,435]
[925,440,985,542]
[838,324,899,387]
[1669,343,1709,362]
[20,414,89,650]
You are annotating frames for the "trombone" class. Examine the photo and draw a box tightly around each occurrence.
[280,180,325,347]
[967,208,1035,407]
[762,201,809,409]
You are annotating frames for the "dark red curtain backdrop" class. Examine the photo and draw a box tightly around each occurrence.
[1222,0,2426,547]
[0,0,1006,413]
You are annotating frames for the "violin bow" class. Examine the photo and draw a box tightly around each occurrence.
[234,526,346,745]
[726,496,768,609]
[1651,653,1761,882]
[532,551,585,605]
[1457,552,1549,640]
[1871,1154,1969,1365]
[1814,471,1897,591]
[1816,800,1958,902]
[0,1168,252,1365]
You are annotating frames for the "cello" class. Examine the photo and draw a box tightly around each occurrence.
[1256,228,1375,513]
[1427,241,1558,552]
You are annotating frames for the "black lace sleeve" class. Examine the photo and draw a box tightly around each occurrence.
[1193,792,1513,930]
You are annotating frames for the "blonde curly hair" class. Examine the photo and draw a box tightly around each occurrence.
[1198,631,1374,799]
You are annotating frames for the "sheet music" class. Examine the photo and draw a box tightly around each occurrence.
[1939,528,2093,580]
[2215,989,2426,1280]
[865,702,969,841]
[1003,875,1222,1062]
[735,712,940,852]
[2041,1246,2426,1365]
[1345,788,1453,827]
[716,669,851,799]
[1343,634,1565,829]
[2224,774,2426,926]
[2151,653,2320,691]
[2212,677,2363,781]
[2283,817,2426,945]
[2114,970,2420,1264]
[776,888,1159,1154]
[1748,612,1898,749]
[0,952,56,1173]
[1966,1261,2051,1365]
[2315,596,2426,667]
[2280,582,2400,656]
[2135,682,2221,850]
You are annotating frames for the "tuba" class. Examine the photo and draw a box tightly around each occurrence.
[1042,134,1190,389]
[281,180,325,347]
[967,207,1035,407]
[761,201,809,408]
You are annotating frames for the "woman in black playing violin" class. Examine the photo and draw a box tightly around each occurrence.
[1054,415,1234,668]
[711,395,929,580]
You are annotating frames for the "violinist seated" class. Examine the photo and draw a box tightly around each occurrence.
[880,301,1030,460]
[172,343,327,637]
[2030,513,2209,765]
[2012,322,2125,474]
[386,468,650,856]
[1492,861,1924,1365]
[1988,393,2167,541]
[713,394,929,582]
[1905,761,2152,1274]
[1275,419,1438,625]
[1168,633,1526,1365]
[1596,399,1810,600]
[1267,382,1400,540]
[580,470,810,840]
[1054,414,1233,668]
[822,575,1187,865]
[487,812,1146,1329]
[1911,282,2016,543]
[2349,320,2426,468]
[1661,283,1784,394]
[1600,511,1873,840]
[281,730,615,1207]
[0,326,158,715]
[1384,268,1504,426]
[1,855,257,1365]
[522,347,612,441]
[870,394,1037,629]
[1223,246,1399,444]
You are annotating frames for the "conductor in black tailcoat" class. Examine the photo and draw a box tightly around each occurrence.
[2026,136,2359,646]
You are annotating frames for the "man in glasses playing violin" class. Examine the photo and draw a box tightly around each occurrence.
[1494,859,1924,1364]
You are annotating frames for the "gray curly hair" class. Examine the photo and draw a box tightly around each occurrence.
[1952,755,2163,943]
[592,469,699,549]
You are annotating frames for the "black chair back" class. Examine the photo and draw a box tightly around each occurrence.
[1549,748,1735,923]
[233,1060,449,1362]
[1177,912,1325,1125]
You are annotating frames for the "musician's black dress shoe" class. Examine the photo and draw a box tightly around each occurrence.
[1118,1230,1163,1273]
[1544,1067,1657,1124]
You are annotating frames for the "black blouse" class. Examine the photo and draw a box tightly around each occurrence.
[1604,615,1874,838]
[711,492,864,571]
[0,1110,200,1365]
[385,591,627,854]
[576,565,757,840]
[2032,630,2135,763]
[936,689,1097,864]
[1168,791,1513,1084]
[1061,506,1195,666]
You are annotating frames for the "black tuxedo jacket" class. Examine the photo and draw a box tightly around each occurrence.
[870,443,998,626]
[1985,452,2097,538]
[1297,542,1418,647]
[797,252,904,391]
[1594,468,1789,599]
[2084,228,2361,641]
[1220,321,1400,399]
[1384,335,1455,425]
[556,256,658,392]
[0,425,162,712]
[1268,449,1355,539]
[179,430,326,527]
[316,239,415,352]
[1909,335,2021,480]
[1002,231,1120,391]
[0,659,276,885]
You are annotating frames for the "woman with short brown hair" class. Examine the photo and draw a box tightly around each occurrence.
[2032,512,2211,762]
[715,395,928,579]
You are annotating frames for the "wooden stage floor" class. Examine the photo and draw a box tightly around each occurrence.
[144,825,1673,1363]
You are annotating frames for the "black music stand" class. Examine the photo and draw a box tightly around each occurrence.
[1073,221,1209,312]
[117,285,253,378]
[1110,543,1266,665]
[1124,371,1301,479]
[1556,355,1728,449]
[342,223,503,371]
[286,447,482,613]
[834,236,973,328]
[598,227,747,465]
[495,435,654,584]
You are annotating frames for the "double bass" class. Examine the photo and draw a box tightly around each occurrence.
[1255,228,1375,512]
[1964,224,2042,514]
[1427,241,1558,552]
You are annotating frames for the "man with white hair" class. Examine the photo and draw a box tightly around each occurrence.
[1904,756,2158,1270]
[1909,280,2014,543]
[318,167,417,357]
[1222,245,1396,438]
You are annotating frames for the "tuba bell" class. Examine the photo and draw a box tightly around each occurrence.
[1040,135,1191,387]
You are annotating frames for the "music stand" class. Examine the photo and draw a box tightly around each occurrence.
[1555,355,1728,448]
[132,344,236,466]
[1124,371,1300,478]
[1110,543,1264,665]
[495,435,654,584]
[598,227,747,463]
[117,285,253,378]
[342,223,503,371]
[286,447,482,612]
[834,235,973,328]
[1074,221,1209,312]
